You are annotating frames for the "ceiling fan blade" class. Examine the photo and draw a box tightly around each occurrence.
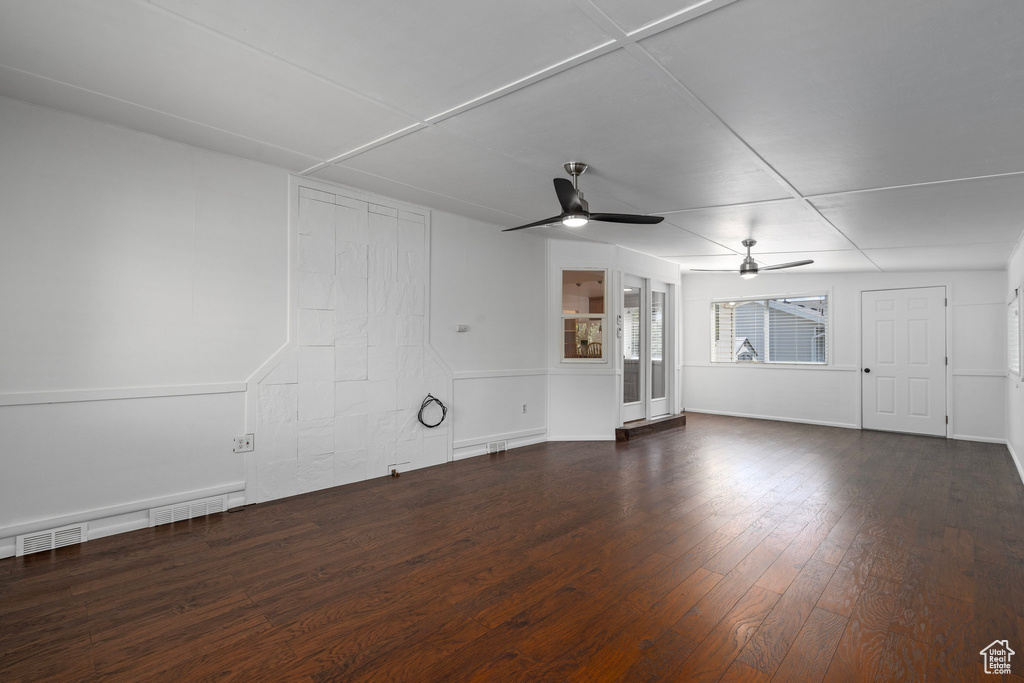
[589,213,664,224]
[689,268,738,272]
[553,178,584,213]
[759,259,814,271]
[501,215,564,232]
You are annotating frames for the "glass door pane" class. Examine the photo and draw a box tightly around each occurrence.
[651,290,666,400]
[623,285,642,404]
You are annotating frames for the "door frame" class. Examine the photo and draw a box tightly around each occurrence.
[859,284,951,437]
[619,274,674,426]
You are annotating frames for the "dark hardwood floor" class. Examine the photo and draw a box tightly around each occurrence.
[3,413,1024,681]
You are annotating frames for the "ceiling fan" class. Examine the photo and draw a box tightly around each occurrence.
[691,239,813,279]
[502,162,665,232]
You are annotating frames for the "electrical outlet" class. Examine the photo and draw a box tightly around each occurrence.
[233,434,254,453]
[522,403,527,413]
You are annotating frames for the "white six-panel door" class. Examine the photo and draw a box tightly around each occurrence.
[861,286,946,436]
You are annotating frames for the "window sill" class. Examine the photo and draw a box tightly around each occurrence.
[694,363,859,372]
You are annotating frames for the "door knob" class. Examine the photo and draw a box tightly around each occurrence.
[864,368,871,373]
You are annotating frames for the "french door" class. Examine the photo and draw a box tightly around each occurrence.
[621,276,671,424]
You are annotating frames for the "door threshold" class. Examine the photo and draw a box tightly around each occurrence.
[616,413,687,442]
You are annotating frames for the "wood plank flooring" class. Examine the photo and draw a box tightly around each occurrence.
[3,413,1024,681]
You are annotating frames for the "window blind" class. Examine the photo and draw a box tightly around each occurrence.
[712,295,828,364]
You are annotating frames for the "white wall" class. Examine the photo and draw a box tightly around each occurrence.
[0,99,288,556]
[243,180,452,502]
[429,212,547,457]
[1006,235,1024,478]
[4,93,1015,559]
[681,270,1006,441]
[547,239,682,440]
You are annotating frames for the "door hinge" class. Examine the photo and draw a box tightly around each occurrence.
[945,356,948,365]
[946,416,949,424]
[945,298,948,306]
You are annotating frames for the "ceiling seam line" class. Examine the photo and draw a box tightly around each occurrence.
[299,124,428,175]
[234,0,736,181]
[308,40,624,177]
[625,0,745,41]
[423,40,621,125]
[805,169,1024,199]
[655,197,800,216]
[621,41,863,252]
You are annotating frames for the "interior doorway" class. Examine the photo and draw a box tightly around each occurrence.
[621,275,671,424]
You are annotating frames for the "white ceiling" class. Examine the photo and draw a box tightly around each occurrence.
[2,0,1023,273]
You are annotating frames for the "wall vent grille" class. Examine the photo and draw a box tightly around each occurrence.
[150,495,227,527]
[16,523,88,556]
[487,440,508,454]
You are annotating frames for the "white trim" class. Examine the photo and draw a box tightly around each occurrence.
[708,290,830,305]
[952,369,1007,377]
[453,368,548,380]
[547,434,616,441]
[453,430,548,459]
[0,383,246,407]
[686,408,859,430]
[710,291,831,366]
[684,363,859,372]
[1008,441,1024,487]
[0,482,245,539]
[246,341,294,387]
[453,427,547,450]
[950,300,1007,307]
[950,434,1007,444]
[548,367,619,376]
[294,174,431,218]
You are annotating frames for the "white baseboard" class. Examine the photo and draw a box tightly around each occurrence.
[0,487,246,560]
[685,408,859,430]
[0,482,245,550]
[452,427,546,451]
[950,433,1008,444]
[453,432,549,460]
[87,512,150,541]
[1008,441,1024,487]
[546,434,616,441]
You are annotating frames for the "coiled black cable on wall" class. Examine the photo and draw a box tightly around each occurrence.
[417,394,447,428]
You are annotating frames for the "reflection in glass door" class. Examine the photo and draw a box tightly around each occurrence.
[650,288,669,418]
[622,278,645,422]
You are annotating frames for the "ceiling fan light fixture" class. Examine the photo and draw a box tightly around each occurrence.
[739,255,758,279]
[562,214,589,228]
[502,163,664,232]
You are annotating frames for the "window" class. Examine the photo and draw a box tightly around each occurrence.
[712,294,828,364]
[562,269,605,361]
[1010,288,1021,376]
